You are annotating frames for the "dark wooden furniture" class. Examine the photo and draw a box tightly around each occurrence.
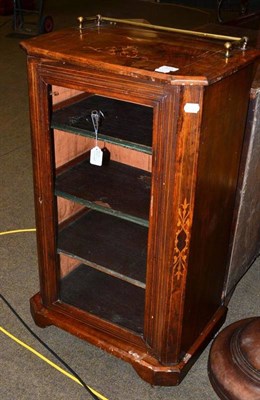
[225,67,260,299]
[21,18,259,386]
[208,317,260,399]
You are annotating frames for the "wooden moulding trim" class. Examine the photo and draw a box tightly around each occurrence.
[38,61,167,101]
[23,50,209,86]
[36,49,260,87]
[30,292,227,386]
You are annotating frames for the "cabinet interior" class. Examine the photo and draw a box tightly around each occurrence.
[52,85,153,333]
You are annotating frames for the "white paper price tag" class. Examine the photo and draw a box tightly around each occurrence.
[155,65,179,73]
[90,146,103,166]
[184,103,200,113]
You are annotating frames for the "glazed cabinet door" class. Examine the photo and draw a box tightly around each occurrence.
[27,57,198,358]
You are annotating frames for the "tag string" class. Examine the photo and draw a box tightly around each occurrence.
[91,110,99,146]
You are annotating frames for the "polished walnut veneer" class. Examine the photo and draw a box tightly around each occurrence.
[21,20,259,386]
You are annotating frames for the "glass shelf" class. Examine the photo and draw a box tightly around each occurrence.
[58,210,148,288]
[60,264,145,333]
[56,157,151,227]
[52,95,153,154]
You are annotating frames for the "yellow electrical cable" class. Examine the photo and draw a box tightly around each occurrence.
[0,326,108,400]
[0,229,36,235]
[1,229,108,399]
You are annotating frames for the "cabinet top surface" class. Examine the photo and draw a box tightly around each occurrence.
[20,22,260,85]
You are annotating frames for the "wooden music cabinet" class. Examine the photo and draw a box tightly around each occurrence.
[21,18,259,386]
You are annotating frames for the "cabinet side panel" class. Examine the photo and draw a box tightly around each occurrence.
[54,129,93,168]
[59,253,81,278]
[181,65,254,353]
[51,86,83,105]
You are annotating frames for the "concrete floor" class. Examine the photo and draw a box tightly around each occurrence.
[0,1,259,399]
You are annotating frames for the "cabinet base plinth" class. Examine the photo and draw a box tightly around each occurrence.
[30,292,227,386]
